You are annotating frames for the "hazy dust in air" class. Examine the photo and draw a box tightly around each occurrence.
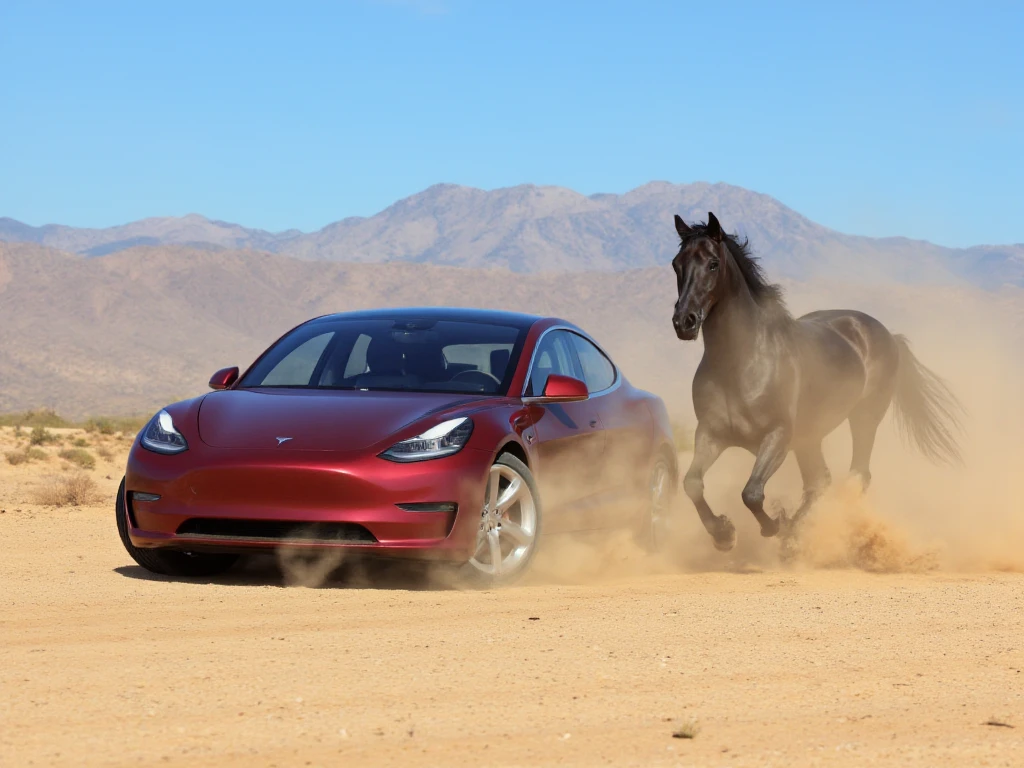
[270,279,1023,587]
[524,279,1024,582]
[276,541,347,587]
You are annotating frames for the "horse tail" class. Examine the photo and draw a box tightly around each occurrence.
[891,334,965,465]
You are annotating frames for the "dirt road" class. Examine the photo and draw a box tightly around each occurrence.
[2,428,1023,767]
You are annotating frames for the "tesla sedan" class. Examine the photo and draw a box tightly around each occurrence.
[117,308,677,584]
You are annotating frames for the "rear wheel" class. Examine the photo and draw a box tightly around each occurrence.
[637,455,676,553]
[462,454,541,586]
[115,478,238,578]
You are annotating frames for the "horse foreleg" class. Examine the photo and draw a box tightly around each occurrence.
[682,424,733,551]
[741,425,791,538]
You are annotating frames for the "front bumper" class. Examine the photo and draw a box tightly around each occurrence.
[124,442,493,563]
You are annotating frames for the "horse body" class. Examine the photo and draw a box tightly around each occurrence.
[672,212,962,552]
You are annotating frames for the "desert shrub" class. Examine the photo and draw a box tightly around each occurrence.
[670,421,695,452]
[29,426,58,446]
[6,449,29,465]
[58,447,96,470]
[7,446,51,464]
[32,473,98,507]
[96,446,114,461]
[0,408,72,428]
[72,437,90,448]
[84,415,148,436]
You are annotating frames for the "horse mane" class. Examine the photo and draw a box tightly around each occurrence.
[682,223,789,313]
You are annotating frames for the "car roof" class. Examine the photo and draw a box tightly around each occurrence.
[306,306,554,332]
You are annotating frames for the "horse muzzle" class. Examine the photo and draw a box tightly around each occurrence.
[673,311,701,341]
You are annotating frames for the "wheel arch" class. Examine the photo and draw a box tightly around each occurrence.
[494,438,529,468]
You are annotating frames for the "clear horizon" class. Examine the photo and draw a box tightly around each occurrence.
[2,1,1021,248]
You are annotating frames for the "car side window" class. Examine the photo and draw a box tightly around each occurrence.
[526,330,579,396]
[569,333,616,393]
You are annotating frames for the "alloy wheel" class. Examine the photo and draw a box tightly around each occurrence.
[468,462,537,578]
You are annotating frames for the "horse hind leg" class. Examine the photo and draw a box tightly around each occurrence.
[848,396,890,491]
[791,442,831,527]
[779,442,831,561]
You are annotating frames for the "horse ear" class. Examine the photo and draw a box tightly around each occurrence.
[674,214,692,239]
[706,211,724,242]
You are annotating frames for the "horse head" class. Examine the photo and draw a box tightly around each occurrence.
[671,211,729,341]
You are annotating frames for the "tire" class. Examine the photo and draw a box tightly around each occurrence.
[459,453,542,587]
[115,478,238,578]
[636,454,676,554]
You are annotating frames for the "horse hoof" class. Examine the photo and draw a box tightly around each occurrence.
[712,516,737,552]
[779,534,801,563]
[760,515,781,538]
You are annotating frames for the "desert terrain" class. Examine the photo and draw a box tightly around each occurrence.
[3,208,1023,766]
[2,395,1022,767]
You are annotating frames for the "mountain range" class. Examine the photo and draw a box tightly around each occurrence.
[2,181,1021,417]
[3,182,1022,287]
[1,240,1021,418]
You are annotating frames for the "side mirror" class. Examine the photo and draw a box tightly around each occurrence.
[525,373,589,403]
[209,366,239,390]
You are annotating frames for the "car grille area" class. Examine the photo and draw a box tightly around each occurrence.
[175,518,377,543]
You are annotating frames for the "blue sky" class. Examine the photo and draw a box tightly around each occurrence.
[1,1,1021,247]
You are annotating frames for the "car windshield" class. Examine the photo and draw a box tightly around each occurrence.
[239,317,527,395]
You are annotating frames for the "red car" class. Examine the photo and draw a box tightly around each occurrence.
[117,308,678,584]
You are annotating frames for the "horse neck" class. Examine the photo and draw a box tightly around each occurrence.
[701,277,773,361]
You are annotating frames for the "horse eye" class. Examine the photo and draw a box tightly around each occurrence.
[709,260,719,272]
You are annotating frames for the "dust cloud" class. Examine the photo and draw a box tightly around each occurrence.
[524,279,1024,583]
[275,534,347,587]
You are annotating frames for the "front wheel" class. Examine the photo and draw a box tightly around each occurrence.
[115,478,238,578]
[461,454,542,587]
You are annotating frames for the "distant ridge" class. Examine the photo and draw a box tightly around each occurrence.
[2,182,1022,287]
[0,240,1021,417]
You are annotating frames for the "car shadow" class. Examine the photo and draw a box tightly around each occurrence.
[113,555,460,591]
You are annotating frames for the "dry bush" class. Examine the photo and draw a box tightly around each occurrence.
[96,446,114,461]
[6,449,29,466]
[670,420,694,452]
[6,447,49,465]
[32,473,98,507]
[29,426,58,446]
[58,447,96,470]
[72,437,90,448]
[84,416,147,436]
[671,716,701,739]
[0,408,71,428]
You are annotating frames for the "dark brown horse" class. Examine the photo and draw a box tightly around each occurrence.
[671,212,963,551]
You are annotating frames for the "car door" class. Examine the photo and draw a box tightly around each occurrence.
[568,332,650,529]
[525,329,606,532]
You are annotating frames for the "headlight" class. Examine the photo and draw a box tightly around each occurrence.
[140,410,189,455]
[380,417,473,463]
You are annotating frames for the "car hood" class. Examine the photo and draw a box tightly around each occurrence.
[197,388,487,452]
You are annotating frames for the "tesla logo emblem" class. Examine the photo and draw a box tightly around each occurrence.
[275,437,293,446]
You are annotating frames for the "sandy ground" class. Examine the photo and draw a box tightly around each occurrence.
[2,426,1023,767]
